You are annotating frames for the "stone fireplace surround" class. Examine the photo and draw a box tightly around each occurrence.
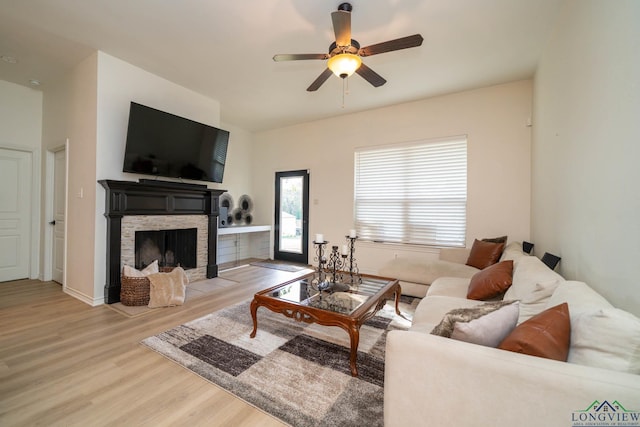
[99,180,225,304]
[122,216,207,283]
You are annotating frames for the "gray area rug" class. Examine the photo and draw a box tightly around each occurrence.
[141,295,418,426]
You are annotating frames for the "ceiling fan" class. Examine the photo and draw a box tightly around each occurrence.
[273,2,424,92]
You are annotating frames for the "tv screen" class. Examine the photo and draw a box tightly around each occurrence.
[122,102,230,183]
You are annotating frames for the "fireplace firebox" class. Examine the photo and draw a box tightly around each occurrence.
[135,228,197,269]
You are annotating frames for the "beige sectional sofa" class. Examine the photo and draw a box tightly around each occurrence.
[384,242,640,427]
[378,247,479,297]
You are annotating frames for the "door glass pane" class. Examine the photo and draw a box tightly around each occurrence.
[279,176,303,254]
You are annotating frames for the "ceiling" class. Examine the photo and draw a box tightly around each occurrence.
[0,0,563,132]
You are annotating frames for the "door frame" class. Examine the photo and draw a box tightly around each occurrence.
[273,170,309,264]
[43,141,68,284]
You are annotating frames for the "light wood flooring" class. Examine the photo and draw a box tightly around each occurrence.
[0,265,313,426]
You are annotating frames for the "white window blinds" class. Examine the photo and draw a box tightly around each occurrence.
[354,136,467,247]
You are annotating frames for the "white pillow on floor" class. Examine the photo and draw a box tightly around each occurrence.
[123,260,158,277]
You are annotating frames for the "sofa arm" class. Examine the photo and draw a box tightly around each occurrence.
[438,247,470,264]
[384,331,640,427]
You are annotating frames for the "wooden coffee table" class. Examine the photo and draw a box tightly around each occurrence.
[249,272,402,377]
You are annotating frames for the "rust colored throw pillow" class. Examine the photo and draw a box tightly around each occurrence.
[467,260,514,300]
[466,239,505,269]
[498,303,571,361]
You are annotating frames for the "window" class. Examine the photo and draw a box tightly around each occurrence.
[354,136,467,247]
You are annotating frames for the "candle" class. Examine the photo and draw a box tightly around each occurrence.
[341,244,349,255]
[349,229,357,238]
[315,233,324,243]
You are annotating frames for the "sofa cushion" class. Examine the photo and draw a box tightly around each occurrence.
[427,277,471,298]
[394,281,431,298]
[431,300,519,348]
[498,303,571,362]
[467,260,513,300]
[379,258,478,287]
[544,281,640,373]
[466,239,505,269]
[508,256,564,295]
[516,279,562,324]
[504,256,563,304]
[546,280,613,313]
[439,247,471,264]
[499,241,529,264]
[568,307,640,374]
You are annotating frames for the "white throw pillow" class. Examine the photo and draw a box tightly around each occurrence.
[451,302,520,347]
[516,279,562,324]
[568,307,640,374]
[505,256,563,302]
[499,241,528,264]
[546,280,613,313]
[123,260,159,277]
[503,257,562,324]
[431,301,520,348]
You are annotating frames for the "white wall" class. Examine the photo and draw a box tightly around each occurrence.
[252,80,533,274]
[219,122,254,204]
[0,80,43,279]
[532,0,640,315]
[92,52,225,304]
[0,80,43,150]
[42,52,98,304]
[40,51,254,305]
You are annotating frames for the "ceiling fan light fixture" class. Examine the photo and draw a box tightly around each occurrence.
[327,53,362,79]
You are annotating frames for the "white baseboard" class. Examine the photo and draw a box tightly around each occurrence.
[63,286,104,306]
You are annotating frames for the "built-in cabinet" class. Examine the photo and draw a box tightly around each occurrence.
[218,225,270,268]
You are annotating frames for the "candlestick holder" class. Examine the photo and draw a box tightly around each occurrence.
[312,240,351,293]
[341,235,362,286]
[312,240,328,289]
[328,245,343,283]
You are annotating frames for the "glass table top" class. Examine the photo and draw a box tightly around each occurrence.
[266,276,393,315]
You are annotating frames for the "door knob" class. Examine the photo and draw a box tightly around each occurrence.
[49,220,56,225]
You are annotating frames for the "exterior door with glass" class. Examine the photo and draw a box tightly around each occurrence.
[274,170,309,264]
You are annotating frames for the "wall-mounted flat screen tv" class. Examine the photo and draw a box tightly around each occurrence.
[122,102,230,183]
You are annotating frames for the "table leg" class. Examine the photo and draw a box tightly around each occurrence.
[393,283,409,320]
[249,299,259,338]
[348,325,360,377]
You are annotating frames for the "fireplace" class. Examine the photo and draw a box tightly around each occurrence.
[99,180,225,304]
[135,228,197,269]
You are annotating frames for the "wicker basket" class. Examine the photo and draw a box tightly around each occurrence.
[120,266,174,306]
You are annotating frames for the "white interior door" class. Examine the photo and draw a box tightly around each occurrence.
[52,149,66,284]
[0,148,31,282]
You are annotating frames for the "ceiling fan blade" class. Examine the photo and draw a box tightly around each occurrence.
[331,10,352,47]
[359,34,424,57]
[273,53,329,62]
[356,63,386,87]
[307,68,334,92]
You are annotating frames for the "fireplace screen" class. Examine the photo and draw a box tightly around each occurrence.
[135,228,197,269]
